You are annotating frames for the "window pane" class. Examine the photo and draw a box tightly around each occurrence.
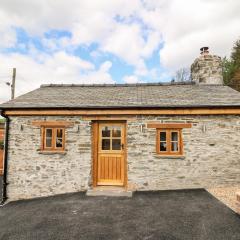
[46,129,52,147]
[56,138,63,148]
[160,132,166,141]
[160,142,167,151]
[102,126,110,137]
[46,129,52,138]
[112,127,121,137]
[171,132,178,141]
[171,142,178,152]
[56,129,63,148]
[102,139,110,150]
[112,139,121,150]
[56,129,63,138]
[46,138,52,148]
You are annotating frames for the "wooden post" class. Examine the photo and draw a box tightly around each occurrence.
[11,68,16,100]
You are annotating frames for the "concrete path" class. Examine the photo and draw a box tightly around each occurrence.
[0,189,240,240]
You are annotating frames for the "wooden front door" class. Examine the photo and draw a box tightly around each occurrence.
[97,123,126,186]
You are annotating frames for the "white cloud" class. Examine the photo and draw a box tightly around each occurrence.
[1,1,239,69]
[0,0,240,102]
[44,51,95,72]
[0,0,161,74]
[0,27,16,48]
[123,75,140,84]
[143,0,240,71]
[41,36,72,52]
[84,61,114,84]
[0,52,114,103]
[102,24,143,65]
[0,10,17,48]
[101,23,161,75]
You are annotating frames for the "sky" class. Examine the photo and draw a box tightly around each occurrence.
[0,0,240,103]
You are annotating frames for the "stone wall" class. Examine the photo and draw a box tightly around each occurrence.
[6,115,240,201]
[191,54,223,84]
[7,116,92,200]
[127,115,240,191]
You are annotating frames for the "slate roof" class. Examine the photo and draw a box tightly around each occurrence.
[0,82,240,109]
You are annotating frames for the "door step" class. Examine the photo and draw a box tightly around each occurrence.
[86,187,133,197]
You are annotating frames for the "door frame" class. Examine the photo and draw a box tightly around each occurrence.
[92,120,127,188]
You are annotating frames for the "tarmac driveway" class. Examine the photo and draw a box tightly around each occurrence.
[0,189,240,240]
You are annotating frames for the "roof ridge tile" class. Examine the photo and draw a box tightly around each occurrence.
[40,82,195,88]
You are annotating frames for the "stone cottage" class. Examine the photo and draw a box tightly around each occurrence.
[1,48,240,202]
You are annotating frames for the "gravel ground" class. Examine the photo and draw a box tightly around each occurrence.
[207,185,240,214]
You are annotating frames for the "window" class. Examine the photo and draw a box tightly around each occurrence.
[156,129,182,155]
[100,125,122,151]
[42,127,65,151]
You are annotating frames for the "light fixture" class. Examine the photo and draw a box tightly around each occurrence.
[202,124,207,133]
[140,124,145,133]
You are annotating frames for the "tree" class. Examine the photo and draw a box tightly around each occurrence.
[231,39,240,67]
[222,57,237,85]
[174,68,191,82]
[223,38,240,85]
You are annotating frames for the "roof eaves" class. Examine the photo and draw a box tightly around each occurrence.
[1,104,240,110]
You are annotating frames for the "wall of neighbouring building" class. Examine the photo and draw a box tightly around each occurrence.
[6,115,240,201]
[0,124,4,175]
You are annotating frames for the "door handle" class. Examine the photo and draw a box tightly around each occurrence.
[121,144,124,150]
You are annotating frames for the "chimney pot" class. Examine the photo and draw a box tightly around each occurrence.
[200,46,209,55]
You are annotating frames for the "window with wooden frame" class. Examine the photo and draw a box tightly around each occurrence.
[156,129,183,155]
[41,127,65,151]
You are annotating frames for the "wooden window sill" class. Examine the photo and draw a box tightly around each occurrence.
[155,155,186,159]
[38,150,67,155]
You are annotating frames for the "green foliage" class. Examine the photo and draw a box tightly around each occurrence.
[0,139,4,150]
[223,38,240,85]
[222,57,238,85]
[231,39,240,67]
